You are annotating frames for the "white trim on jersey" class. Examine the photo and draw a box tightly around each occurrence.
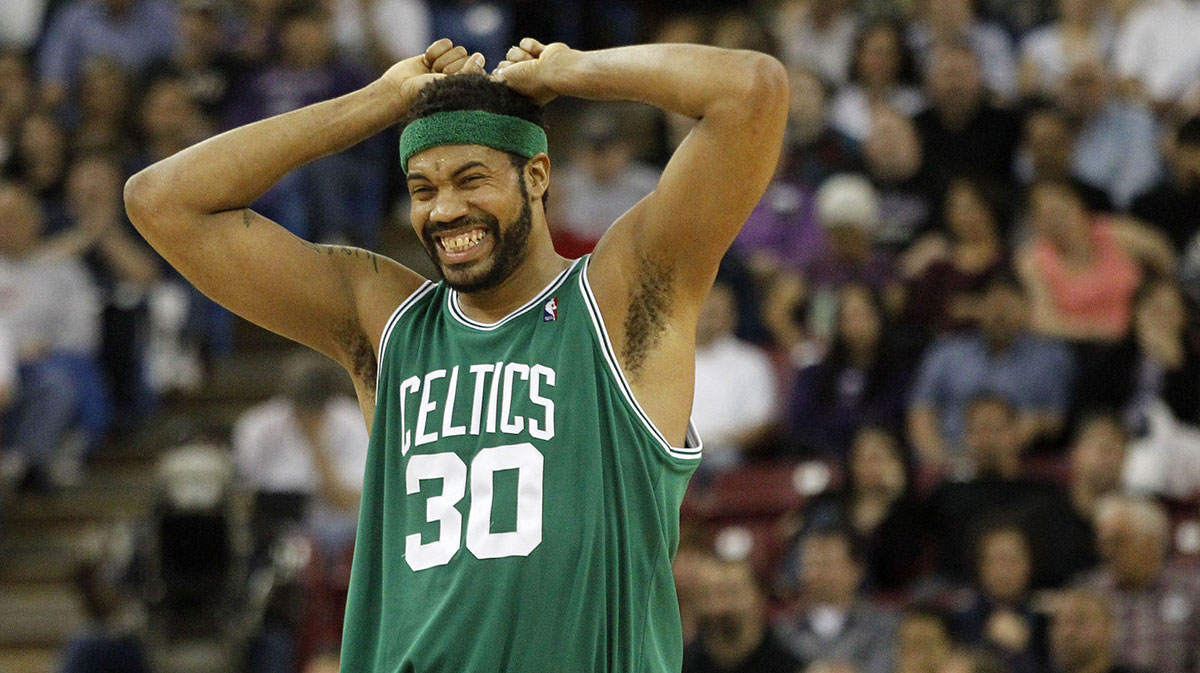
[578,257,703,462]
[446,258,582,331]
[376,280,436,391]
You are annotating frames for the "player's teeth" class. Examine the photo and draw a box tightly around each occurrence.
[443,230,485,253]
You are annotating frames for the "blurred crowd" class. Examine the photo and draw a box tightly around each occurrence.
[2,0,1200,671]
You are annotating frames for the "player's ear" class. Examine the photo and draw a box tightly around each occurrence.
[524,153,550,201]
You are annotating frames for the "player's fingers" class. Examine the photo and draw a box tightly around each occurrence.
[518,37,546,56]
[431,45,470,73]
[506,46,533,62]
[423,38,454,67]
[493,60,512,74]
[446,52,485,75]
[461,53,486,74]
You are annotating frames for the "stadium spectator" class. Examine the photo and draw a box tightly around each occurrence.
[914,40,1021,200]
[549,108,660,258]
[73,57,134,155]
[779,426,924,594]
[47,154,161,429]
[787,285,912,458]
[803,175,899,342]
[901,177,1009,335]
[36,0,178,111]
[773,0,858,87]
[922,396,1084,587]
[1073,278,1200,432]
[1080,495,1200,673]
[951,523,1049,673]
[906,0,1019,102]
[1017,180,1174,343]
[8,112,71,232]
[1067,414,1127,521]
[134,73,213,168]
[1048,589,1127,673]
[1112,0,1200,112]
[682,553,805,673]
[782,66,864,189]
[829,20,924,142]
[691,278,778,469]
[0,181,108,491]
[737,161,825,275]
[1016,106,1113,215]
[862,105,936,251]
[1057,59,1161,210]
[1052,413,1123,580]
[57,552,152,673]
[1018,0,1116,100]
[227,0,385,247]
[146,0,250,121]
[775,525,897,673]
[1131,116,1200,255]
[232,352,367,557]
[908,274,1074,468]
[896,607,954,673]
[0,50,35,168]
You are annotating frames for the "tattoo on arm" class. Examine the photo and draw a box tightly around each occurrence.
[300,240,380,273]
[622,254,673,375]
[243,209,256,228]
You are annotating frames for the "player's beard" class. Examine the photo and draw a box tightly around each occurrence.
[422,177,533,294]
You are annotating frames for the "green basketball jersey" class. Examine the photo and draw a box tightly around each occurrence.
[340,255,702,673]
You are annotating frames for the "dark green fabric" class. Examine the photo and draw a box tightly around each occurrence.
[400,110,548,172]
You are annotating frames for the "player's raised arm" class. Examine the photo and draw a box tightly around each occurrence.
[124,40,484,380]
[496,39,789,303]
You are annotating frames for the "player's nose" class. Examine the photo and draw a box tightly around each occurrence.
[429,190,471,223]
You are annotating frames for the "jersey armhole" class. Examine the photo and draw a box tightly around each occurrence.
[376,280,436,391]
[578,257,703,463]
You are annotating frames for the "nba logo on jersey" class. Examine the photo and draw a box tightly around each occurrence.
[543,297,558,322]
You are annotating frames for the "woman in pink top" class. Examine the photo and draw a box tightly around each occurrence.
[1017,180,1175,342]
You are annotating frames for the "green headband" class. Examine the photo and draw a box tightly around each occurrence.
[399,110,548,173]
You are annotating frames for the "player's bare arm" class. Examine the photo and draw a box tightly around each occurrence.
[496,39,789,445]
[123,40,485,424]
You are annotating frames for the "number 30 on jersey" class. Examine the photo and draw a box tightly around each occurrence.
[404,442,544,571]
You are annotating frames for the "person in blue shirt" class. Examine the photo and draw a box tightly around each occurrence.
[908,272,1075,470]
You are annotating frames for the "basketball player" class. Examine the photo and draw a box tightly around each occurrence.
[125,38,788,672]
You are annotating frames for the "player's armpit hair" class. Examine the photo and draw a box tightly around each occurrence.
[334,317,377,395]
[622,254,673,375]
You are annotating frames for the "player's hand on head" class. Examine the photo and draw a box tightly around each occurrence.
[493,38,572,105]
[381,38,485,108]
[428,42,486,75]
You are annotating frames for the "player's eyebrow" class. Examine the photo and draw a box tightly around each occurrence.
[450,161,488,178]
[406,161,489,184]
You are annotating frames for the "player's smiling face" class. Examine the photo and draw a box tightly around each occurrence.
[406,145,534,293]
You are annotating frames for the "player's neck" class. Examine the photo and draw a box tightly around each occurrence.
[456,235,570,323]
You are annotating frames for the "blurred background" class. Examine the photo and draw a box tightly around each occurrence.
[2,0,1200,671]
